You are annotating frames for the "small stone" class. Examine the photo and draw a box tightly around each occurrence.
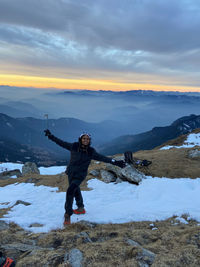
[89,169,100,176]
[29,223,44,228]
[69,248,83,267]
[0,220,9,231]
[125,239,140,247]
[15,200,31,206]
[77,220,97,228]
[115,177,123,184]
[137,247,156,266]
[75,232,92,243]
[1,243,42,252]
[125,238,155,266]
[25,178,40,183]
[64,248,83,267]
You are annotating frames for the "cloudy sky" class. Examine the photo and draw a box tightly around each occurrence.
[0,0,200,92]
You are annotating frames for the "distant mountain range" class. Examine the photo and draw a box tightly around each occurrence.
[0,112,200,165]
[99,114,200,155]
[1,86,200,135]
[0,113,127,164]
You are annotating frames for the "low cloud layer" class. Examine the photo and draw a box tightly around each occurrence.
[0,0,200,89]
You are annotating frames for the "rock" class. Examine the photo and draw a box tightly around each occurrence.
[64,248,83,267]
[0,169,22,180]
[105,163,145,184]
[125,239,140,247]
[125,238,155,266]
[15,200,31,206]
[115,177,123,183]
[138,262,149,267]
[100,170,116,183]
[0,221,9,231]
[29,223,44,228]
[121,165,146,184]
[17,250,64,267]
[77,220,97,229]
[112,155,124,161]
[137,247,156,266]
[89,169,100,176]
[0,243,43,252]
[75,232,92,243]
[105,163,122,177]
[188,149,200,159]
[25,177,40,183]
[22,162,40,175]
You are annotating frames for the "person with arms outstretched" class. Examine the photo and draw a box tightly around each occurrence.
[44,130,125,225]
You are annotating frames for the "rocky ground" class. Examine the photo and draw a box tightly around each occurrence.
[0,134,200,266]
[1,216,200,267]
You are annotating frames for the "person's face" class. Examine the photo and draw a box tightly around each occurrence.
[81,135,90,146]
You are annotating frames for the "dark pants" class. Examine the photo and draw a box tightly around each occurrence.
[65,176,84,216]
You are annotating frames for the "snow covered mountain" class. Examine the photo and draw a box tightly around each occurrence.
[100,114,200,155]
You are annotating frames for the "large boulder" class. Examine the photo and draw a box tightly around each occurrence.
[22,162,40,176]
[120,165,146,184]
[105,163,145,184]
[188,149,200,159]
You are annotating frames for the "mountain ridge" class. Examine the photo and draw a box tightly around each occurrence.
[99,114,200,155]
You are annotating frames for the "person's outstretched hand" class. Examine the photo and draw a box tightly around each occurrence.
[112,160,126,168]
[44,129,51,137]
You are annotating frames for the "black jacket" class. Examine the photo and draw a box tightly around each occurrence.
[48,134,113,181]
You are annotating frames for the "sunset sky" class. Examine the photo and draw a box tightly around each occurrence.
[0,0,200,92]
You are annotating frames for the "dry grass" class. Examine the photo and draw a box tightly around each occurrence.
[1,218,200,266]
[0,172,91,192]
[0,207,11,218]
[134,147,200,178]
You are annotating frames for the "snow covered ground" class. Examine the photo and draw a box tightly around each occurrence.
[161,132,200,150]
[0,163,200,233]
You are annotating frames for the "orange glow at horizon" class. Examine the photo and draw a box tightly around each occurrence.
[0,74,200,92]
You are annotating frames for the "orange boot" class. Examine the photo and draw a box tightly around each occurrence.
[64,213,71,225]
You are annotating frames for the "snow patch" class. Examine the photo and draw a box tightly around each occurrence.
[1,177,200,233]
[160,133,200,150]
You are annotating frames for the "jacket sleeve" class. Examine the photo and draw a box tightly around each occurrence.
[48,134,73,151]
[92,148,113,163]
